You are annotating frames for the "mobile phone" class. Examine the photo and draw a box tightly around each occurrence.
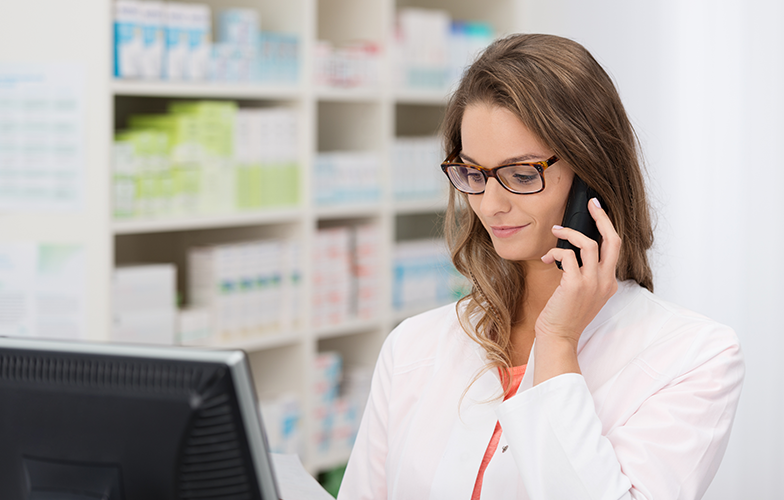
[555,176,603,269]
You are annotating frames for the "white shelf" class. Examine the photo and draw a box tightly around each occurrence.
[112,79,302,100]
[315,317,382,341]
[393,197,448,215]
[113,207,303,234]
[315,86,383,102]
[182,330,304,352]
[315,202,383,220]
[394,88,451,105]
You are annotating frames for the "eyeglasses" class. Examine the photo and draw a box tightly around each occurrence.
[440,148,559,195]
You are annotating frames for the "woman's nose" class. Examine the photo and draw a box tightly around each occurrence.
[479,177,512,216]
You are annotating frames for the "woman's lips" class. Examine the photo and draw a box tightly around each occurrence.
[490,224,529,238]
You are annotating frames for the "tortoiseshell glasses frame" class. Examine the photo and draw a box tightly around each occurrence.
[440,147,559,195]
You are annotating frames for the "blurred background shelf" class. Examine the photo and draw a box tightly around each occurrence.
[182,329,304,352]
[315,318,383,341]
[393,197,448,215]
[112,79,303,99]
[315,86,383,102]
[394,88,451,105]
[112,208,304,234]
[1,0,513,478]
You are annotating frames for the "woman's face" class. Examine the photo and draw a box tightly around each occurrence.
[461,103,574,263]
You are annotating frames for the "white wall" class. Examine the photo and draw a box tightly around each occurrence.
[520,1,784,497]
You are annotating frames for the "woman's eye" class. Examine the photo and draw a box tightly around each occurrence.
[466,171,484,183]
[511,173,538,184]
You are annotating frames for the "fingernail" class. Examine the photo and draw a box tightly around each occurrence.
[553,224,563,230]
[592,197,601,208]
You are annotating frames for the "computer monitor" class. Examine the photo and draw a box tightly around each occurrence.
[0,336,280,500]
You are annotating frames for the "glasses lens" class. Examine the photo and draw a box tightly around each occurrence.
[498,165,542,193]
[446,165,485,193]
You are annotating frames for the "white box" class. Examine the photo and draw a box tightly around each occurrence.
[114,0,143,78]
[164,3,189,80]
[112,308,176,345]
[113,264,176,313]
[218,8,259,47]
[139,1,165,79]
[216,244,243,337]
[177,306,213,344]
[185,3,212,81]
[280,240,302,331]
[260,392,302,455]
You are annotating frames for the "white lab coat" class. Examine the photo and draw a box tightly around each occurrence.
[338,280,745,500]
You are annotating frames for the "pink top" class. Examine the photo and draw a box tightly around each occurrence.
[471,364,527,500]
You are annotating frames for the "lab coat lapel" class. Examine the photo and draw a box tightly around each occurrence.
[516,339,536,395]
[428,337,504,500]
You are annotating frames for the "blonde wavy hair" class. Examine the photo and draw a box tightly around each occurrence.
[442,34,654,389]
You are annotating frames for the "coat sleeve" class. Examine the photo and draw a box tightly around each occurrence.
[496,328,744,500]
[337,332,395,500]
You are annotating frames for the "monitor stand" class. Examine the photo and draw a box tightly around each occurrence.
[24,457,123,500]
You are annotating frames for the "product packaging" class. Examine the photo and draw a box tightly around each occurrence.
[114,0,143,78]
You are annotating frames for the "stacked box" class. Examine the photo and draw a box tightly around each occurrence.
[256,31,300,84]
[280,241,302,333]
[234,107,299,210]
[184,3,212,80]
[392,135,446,201]
[112,140,137,218]
[115,102,299,219]
[112,264,177,345]
[114,0,143,78]
[139,2,165,79]
[330,397,360,458]
[312,227,353,327]
[394,8,494,90]
[113,129,170,217]
[395,8,451,89]
[189,243,241,339]
[177,306,211,344]
[333,364,373,456]
[212,8,258,82]
[314,40,381,88]
[312,353,373,459]
[218,8,259,46]
[163,3,189,80]
[312,224,381,328]
[313,151,381,206]
[259,392,302,455]
[113,1,300,84]
[125,112,201,215]
[354,224,380,320]
[447,21,494,85]
[168,100,237,212]
[312,352,343,455]
[186,238,301,343]
[392,239,470,312]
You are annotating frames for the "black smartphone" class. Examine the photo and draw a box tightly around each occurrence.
[555,176,603,269]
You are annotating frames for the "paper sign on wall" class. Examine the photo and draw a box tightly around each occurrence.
[0,242,85,339]
[0,64,85,212]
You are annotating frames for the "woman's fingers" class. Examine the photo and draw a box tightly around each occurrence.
[536,198,621,349]
[549,223,600,272]
[541,246,581,274]
[587,197,622,270]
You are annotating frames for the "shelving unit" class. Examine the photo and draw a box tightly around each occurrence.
[0,0,522,473]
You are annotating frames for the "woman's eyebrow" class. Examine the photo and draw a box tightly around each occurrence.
[459,152,546,166]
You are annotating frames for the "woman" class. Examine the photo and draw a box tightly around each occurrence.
[338,34,744,500]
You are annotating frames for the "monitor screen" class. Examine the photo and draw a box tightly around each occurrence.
[0,336,280,500]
